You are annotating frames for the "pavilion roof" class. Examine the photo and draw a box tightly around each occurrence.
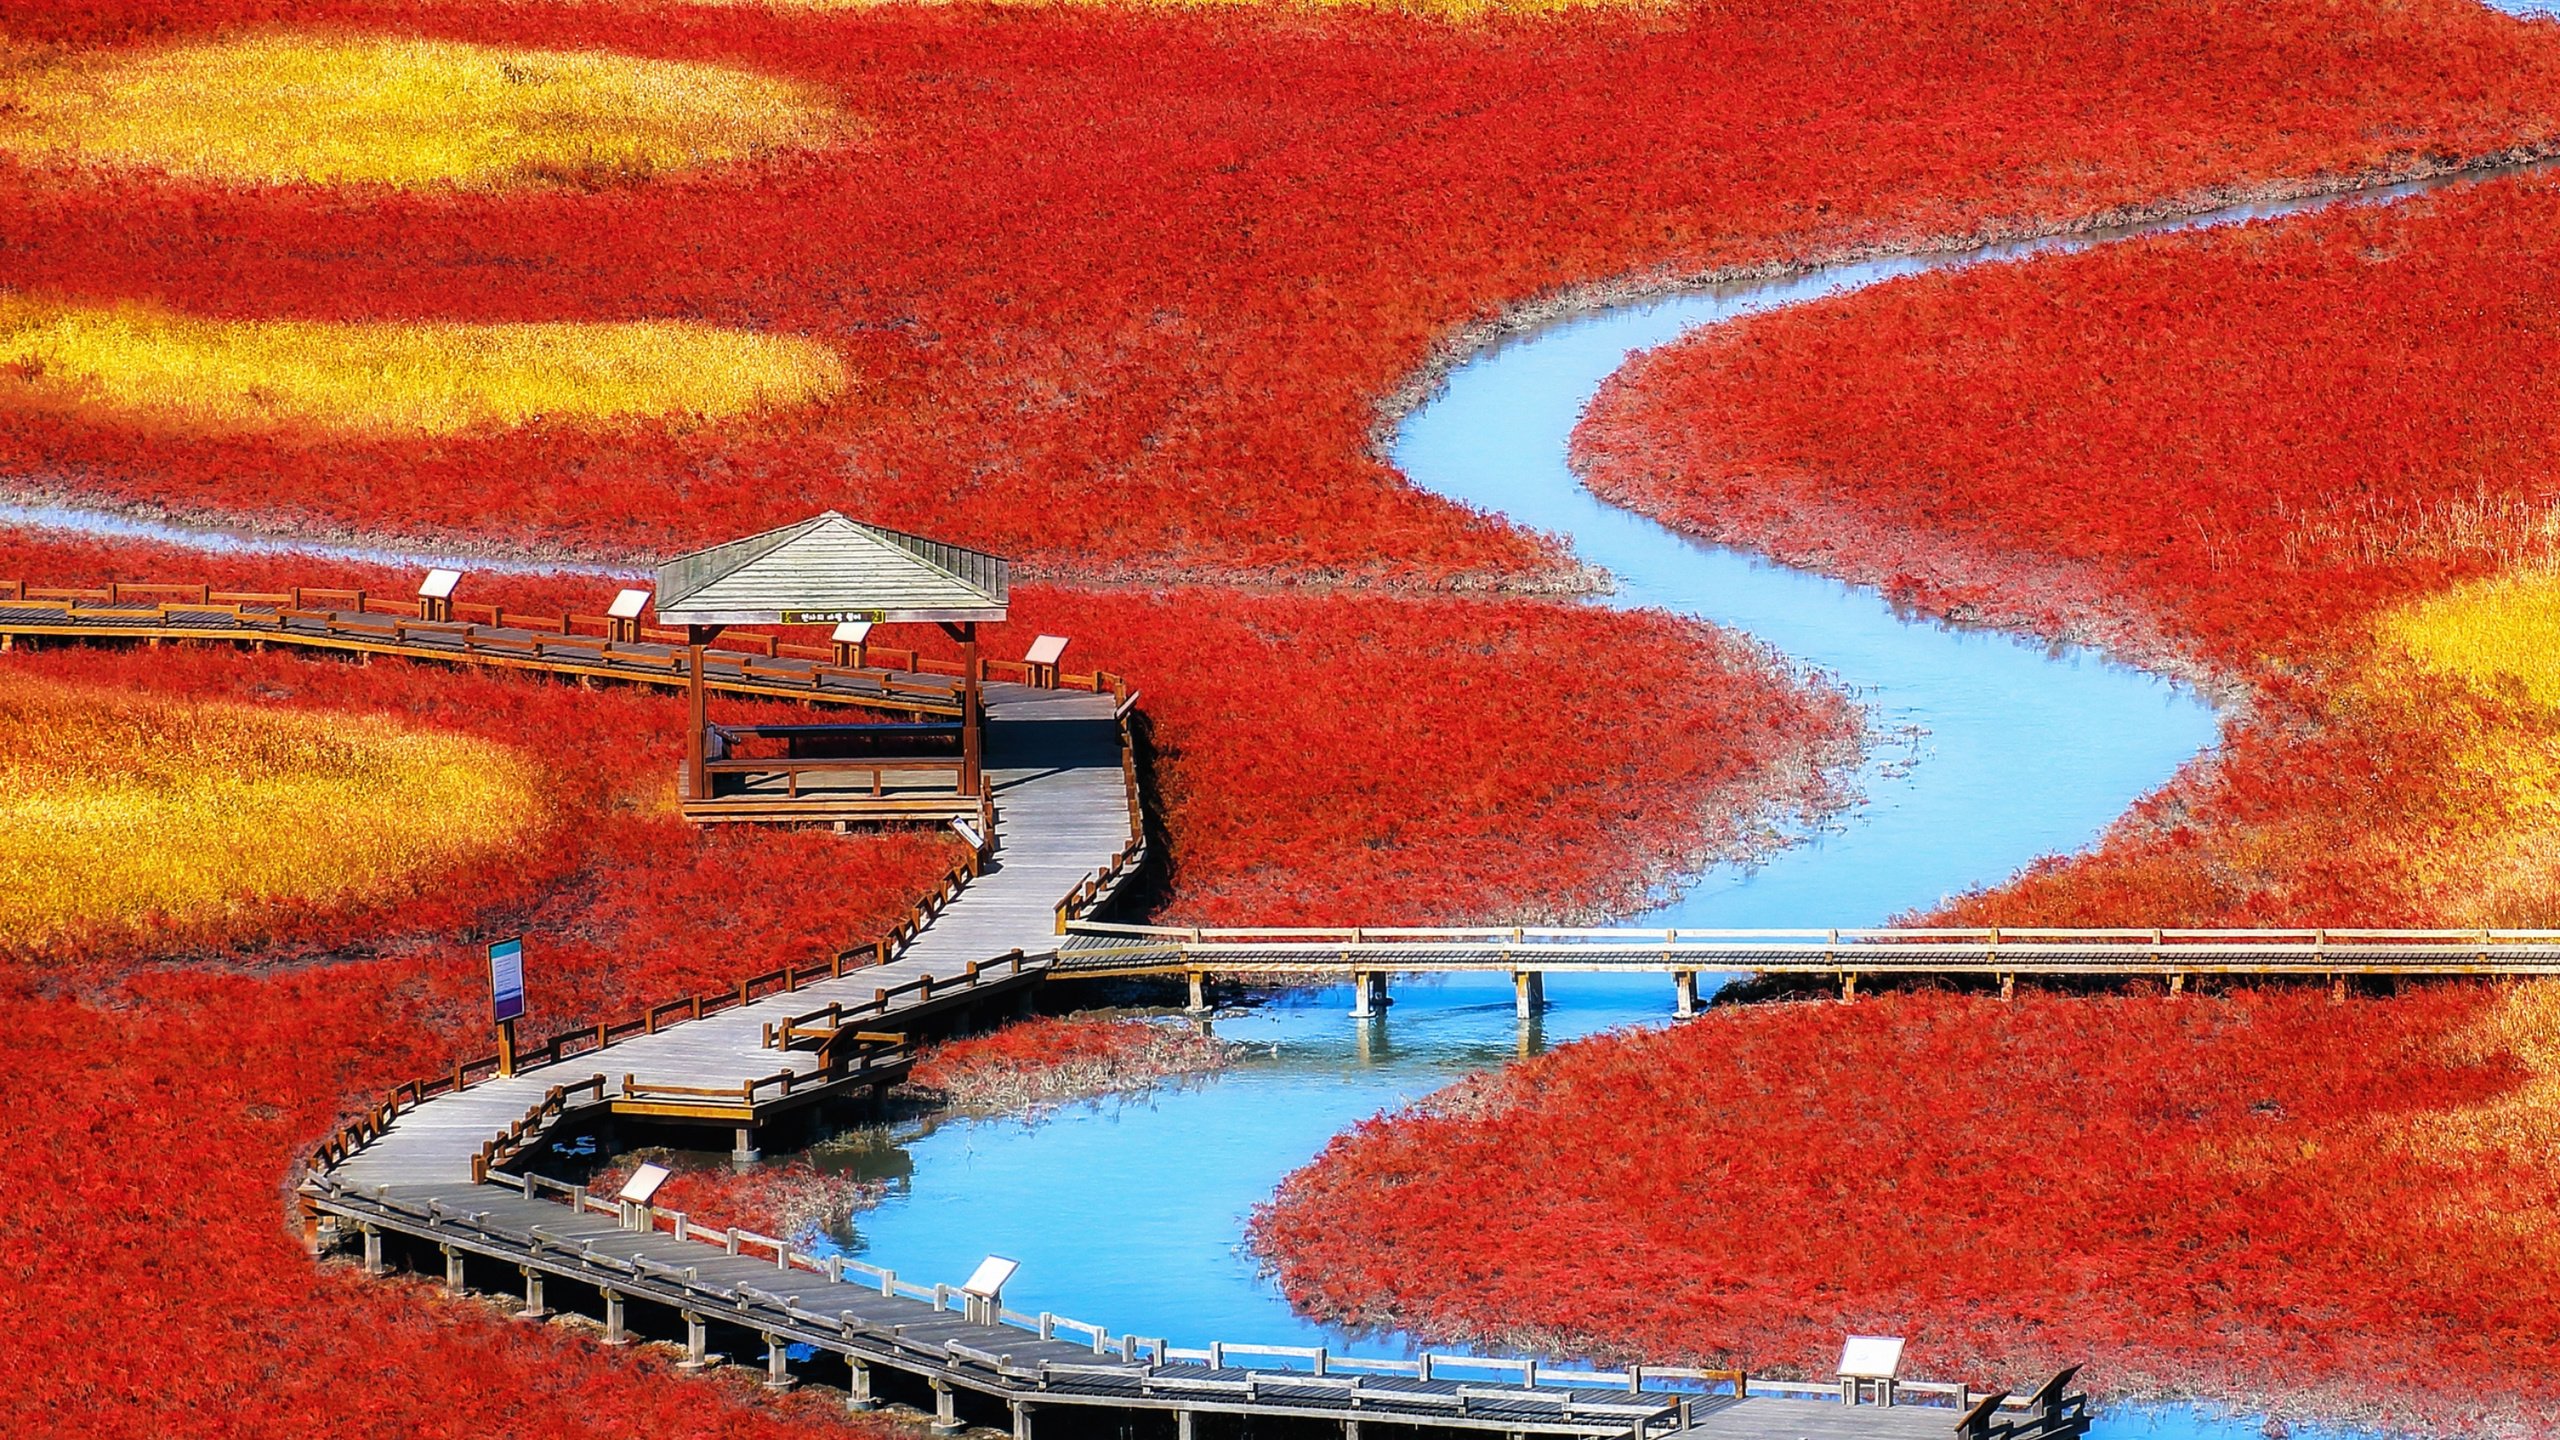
[653,511,1008,626]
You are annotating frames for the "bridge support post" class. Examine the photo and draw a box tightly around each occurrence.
[1999,974,2015,1002]
[601,1290,629,1345]
[732,1125,760,1169]
[1350,971,1387,1019]
[440,1244,464,1290]
[1188,971,1210,1015]
[1343,1419,1360,1440]
[1013,1400,1035,1440]
[763,1334,795,1391]
[847,1359,877,1411]
[1513,971,1544,1018]
[516,1267,549,1321]
[679,1312,711,1370]
[1176,1411,1195,1440]
[930,1378,964,1437]
[360,1224,384,1276]
[2167,973,2185,996]
[1673,970,1699,1019]
[1839,973,1858,1003]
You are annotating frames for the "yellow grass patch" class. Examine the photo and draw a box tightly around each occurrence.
[0,34,849,189]
[0,677,547,951]
[2388,570,2560,710]
[0,293,848,437]
[2382,577,2560,925]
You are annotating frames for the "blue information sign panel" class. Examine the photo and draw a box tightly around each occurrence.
[488,937,526,1024]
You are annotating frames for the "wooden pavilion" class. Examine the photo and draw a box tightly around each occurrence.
[654,511,1009,824]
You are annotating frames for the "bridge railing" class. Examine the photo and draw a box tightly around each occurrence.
[318,1170,2050,1428]
[309,831,1005,1181]
[1059,921,2560,974]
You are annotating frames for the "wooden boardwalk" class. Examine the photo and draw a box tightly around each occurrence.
[0,580,990,715]
[6,571,2098,1438]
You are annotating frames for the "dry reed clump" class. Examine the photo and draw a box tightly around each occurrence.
[0,674,547,952]
[589,1154,888,1243]
[0,293,850,438]
[906,1016,1242,1115]
[0,33,852,190]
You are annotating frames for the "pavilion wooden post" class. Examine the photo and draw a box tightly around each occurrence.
[945,620,983,797]
[686,625,717,803]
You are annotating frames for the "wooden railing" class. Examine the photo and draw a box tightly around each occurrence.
[4,576,1132,708]
[474,1074,609,1182]
[1056,923,2560,985]
[316,1167,2059,1433]
[760,952,1029,1052]
[701,756,971,799]
[312,827,1003,1181]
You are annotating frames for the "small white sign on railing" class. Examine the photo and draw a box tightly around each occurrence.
[419,568,462,601]
[961,1254,1019,1326]
[962,1254,1019,1300]
[616,1163,673,1206]
[607,589,652,621]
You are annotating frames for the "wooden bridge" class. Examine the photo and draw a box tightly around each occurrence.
[1055,921,2560,1014]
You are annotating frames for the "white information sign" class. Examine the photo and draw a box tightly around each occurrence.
[617,1163,674,1206]
[419,568,462,600]
[961,1255,1020,1300]
[1837,1335,1906,1380]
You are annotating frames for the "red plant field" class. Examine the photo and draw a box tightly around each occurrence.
[1574,171,2560,926]
[5,0,2560,585]
[1251,985,2560,1434]
[14,0,2560,1433]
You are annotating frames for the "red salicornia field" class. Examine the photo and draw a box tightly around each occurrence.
[11,0,2560,1434]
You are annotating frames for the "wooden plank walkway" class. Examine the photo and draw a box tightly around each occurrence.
[1056,923,2560,983]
